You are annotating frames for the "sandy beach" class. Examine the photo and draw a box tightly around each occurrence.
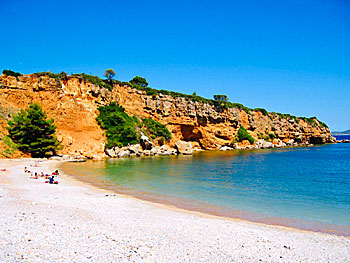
[0,159,349,262]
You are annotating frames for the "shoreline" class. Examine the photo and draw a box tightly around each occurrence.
[1,158,349,262]
[60,157,350,238]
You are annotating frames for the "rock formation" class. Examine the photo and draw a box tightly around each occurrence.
[0,73,335,158]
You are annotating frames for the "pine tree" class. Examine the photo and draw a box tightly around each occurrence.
[7,103,61,157]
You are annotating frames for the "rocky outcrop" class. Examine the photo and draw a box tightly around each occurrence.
[140,134,153,150]
[175,141,193,155]
[104,143,177,158]
[0,73,335,158]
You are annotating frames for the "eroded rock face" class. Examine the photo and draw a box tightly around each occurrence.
[0,73,335,158]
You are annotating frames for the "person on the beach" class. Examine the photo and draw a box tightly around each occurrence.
[49,175,54,184]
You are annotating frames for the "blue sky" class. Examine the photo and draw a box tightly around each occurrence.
[1,0,349,131]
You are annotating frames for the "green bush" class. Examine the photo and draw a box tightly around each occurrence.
[7,103,60,157]
[319,121,328,128]
[268,133,276,140]
[142,117,171,141]
[254,108,268,116]
[257,132,269,141]
[97,102,140,148]
[213,95,228,102]
[235,126,255,144]
[300,117,316,126]
[34,71,61,80]
[130,76,148,87]
[2,69,22,78]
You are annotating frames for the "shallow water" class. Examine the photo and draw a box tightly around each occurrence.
[61,143,350,236]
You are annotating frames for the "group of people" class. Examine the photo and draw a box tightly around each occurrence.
[25,166,59,184]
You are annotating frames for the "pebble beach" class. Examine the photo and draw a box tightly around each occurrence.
[0,159,349,262]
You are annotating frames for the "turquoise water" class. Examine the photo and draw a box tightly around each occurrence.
[62,142,350,236]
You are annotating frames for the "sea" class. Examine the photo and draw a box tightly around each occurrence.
[61,135,350,236]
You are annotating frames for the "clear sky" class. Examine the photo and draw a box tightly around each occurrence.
[1,0,349,131]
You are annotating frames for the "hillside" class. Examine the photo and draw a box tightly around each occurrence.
[332,129,350,135]
[0,71,335,158]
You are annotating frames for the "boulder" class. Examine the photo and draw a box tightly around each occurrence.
[175,140,193,155]
[128,144,142,155]
[150,146,160,155]
[219,146,233,151]
[118,149,130,158]
[286,139,294,146]
[140,135,153,150]
[143,150,153,156]
[158,145,172,155]
[105,148,117,158]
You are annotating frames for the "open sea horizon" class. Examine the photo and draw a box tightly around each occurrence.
[61,137,350,236]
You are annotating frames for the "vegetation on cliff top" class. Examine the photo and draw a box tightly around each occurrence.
[2,69,22,78]
[7,103,61,157]
[0,69,329,128]
[97,102,171,149]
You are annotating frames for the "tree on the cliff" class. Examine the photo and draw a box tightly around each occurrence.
[130,76,148,87]
[104,69,115,85]
[104,69,115,80]
[7,103,61,157]
[213,95,228,102]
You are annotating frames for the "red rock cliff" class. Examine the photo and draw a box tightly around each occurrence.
[0,73,334,158]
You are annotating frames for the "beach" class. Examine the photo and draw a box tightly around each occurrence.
[0,159,349,262]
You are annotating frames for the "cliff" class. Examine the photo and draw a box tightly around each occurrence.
[0,72,335,158]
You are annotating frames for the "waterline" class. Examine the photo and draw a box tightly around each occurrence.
[61,145,350,236]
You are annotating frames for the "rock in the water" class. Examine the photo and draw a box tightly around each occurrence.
[158,145,171,155]
[128,144,142,155]
[150,146,160,155]
[118,149,130,158]
[143,150,153,156]
[105,148,117,158]
[175,141,193,155]
[219,146,233,151]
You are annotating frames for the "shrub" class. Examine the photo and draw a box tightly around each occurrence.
[130,76,148,87]
[96,102,140,148]
[319,121,328,128]
[268,133,276,140]
[33,71,61,80]
[158,136,166,146]
[7,103,60,157]
[142,117,171,141]
[2,69,22,78]
[214,95,228,102]
[235,126,255,144]
[254,108,268,116]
